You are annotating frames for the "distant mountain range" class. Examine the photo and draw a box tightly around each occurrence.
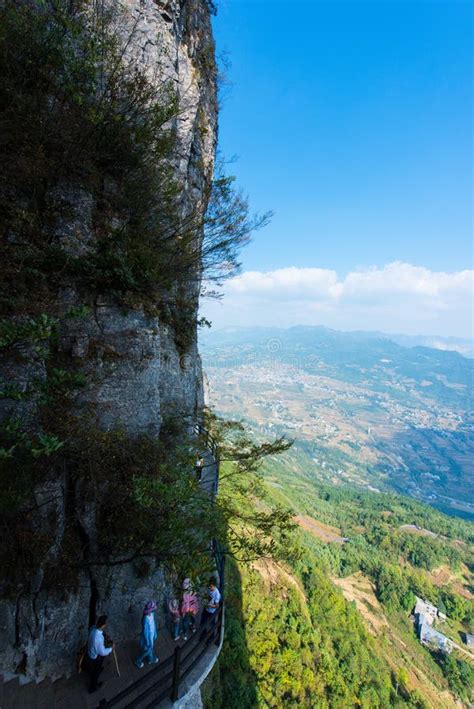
[201,325,474,358]
[354,331,473,358]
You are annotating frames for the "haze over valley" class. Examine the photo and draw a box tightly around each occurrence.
[201,326,473,520]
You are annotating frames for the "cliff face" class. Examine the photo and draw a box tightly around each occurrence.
[0,0,217,681]
[57,0,217,436]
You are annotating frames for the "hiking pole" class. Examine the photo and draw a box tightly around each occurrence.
[112,646,120,677]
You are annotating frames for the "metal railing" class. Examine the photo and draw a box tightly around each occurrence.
[193,423,219,459]
[193,422,220,495]
[97,428,224,709]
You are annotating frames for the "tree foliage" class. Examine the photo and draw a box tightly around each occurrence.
[0,1,268,337]
[0,1,277,601]
[205,544,413,708]
[205,410,296,562]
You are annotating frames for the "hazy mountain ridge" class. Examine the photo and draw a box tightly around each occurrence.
[201,325,474,358]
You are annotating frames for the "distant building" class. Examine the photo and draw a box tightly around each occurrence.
[412,597,453,655]
[416,612,428,628]
[419,622,453,654]
[414,597,438,625]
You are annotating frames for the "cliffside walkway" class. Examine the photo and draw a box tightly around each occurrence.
[1,427,224,709]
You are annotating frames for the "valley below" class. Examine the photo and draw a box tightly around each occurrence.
[201,326,473,519]
[202,326,473,707]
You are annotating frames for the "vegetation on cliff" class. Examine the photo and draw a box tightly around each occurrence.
[0,1,264,328]
[0,1,273,606]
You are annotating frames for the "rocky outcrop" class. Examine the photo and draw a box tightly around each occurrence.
[0,0,217,682]
[52,0,218,435]
[58,296,204,436]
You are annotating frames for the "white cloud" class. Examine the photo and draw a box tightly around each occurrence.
[228,267,340,299]
[202,262,474,338]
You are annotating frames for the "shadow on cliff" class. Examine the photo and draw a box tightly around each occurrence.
[201,557,257,708]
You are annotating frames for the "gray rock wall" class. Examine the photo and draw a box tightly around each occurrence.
[0,0,216,682]
[53,0,217,435]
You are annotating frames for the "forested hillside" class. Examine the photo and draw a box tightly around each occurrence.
[203,443,474,708]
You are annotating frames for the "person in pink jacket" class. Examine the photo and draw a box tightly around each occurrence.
[181,578,199,640]
[168,598,182,641]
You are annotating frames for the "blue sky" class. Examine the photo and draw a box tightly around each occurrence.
[204,0,473,338]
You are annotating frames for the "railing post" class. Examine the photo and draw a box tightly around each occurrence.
[171,644,182,702]
[214,607,222,646]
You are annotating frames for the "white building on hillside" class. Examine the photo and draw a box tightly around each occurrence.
[419,622,453,654]
[412,597,453,655]
[414,597,438,625]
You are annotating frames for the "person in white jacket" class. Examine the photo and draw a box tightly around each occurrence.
[85,615,113,694]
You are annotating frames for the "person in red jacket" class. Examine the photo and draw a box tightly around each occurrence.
[181,578,199,640]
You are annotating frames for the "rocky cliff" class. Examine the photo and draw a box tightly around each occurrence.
[56,0,217,436]
[0,0,217,682]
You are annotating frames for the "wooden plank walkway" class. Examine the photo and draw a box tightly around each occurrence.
[1,451,218,709]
